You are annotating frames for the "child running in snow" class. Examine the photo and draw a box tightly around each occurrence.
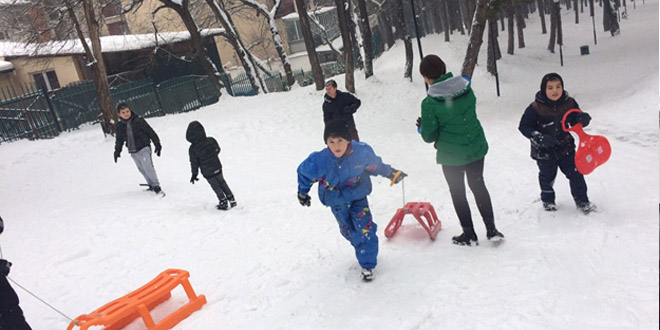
[186,121,236,210]
[518,72,595,214]
[296,119,407,282]
[113,102,163,195]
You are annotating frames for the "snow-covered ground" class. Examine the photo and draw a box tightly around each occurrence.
[1,2,658,329]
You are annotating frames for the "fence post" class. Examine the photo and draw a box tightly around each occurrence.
[41,87,63,132]
[152,82,166,116]
[191,78,202,105]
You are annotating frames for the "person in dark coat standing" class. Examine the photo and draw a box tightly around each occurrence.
[322,79,362,142]
[186,121,236,210]
[113,102,163,194]
[519,73,595,214]
[0,216,33,330]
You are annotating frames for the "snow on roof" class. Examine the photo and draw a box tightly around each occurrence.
[281,6,335,20]
[0,28,225,57]
[0,60,14,72]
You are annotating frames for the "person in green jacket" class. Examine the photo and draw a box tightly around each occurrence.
[417,54,504,246]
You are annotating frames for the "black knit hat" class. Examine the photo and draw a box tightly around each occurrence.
[324,119,351,143]
[540,72,564,91]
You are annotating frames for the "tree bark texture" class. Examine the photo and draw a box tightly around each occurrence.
[461,0,489,78]
[506,5,514,54]
[356,0,374,78]
[335,0,355,92]
[293,0,325,90]
[394,0,413,80]
[82,0,116,135]
[515,4,526,48]
[160,0,224,95]
[537,0,547,33]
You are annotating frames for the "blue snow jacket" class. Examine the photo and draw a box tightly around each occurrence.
[297,141,392,207]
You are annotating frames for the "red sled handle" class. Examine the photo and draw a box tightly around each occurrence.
[561,108,583,133]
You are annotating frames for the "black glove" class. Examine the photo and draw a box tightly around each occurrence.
[531,131,558,148]
[0,259,11,276]
[298,192,311,207]
[416,117,421,129]
[190,174,199,184]
[566,112,591,128]
[0,215,4,234]
[576,113,591,127]
[114,151,120,163]
[154,144,162,157]
[387,168,408,184]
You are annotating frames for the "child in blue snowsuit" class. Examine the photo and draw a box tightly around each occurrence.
[297,119,406,281]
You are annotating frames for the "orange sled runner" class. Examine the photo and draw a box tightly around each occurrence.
[67,269,206,330]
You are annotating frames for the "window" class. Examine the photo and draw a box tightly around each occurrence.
[107,21,129,35]
[32,70,60,91]
[284,20,303,41]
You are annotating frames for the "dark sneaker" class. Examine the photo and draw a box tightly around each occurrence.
[576,201,596,214]
[543,202,557,211]
[360,268,374,282]
[153,186,162,194]
[217,199,229,210]
[452,232,478,246]
[487,229,505,242]
[227,195,237,208]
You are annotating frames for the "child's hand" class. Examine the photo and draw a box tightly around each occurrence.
[114,151,120,163]
[298,192,311,207]
[154,144,162,157]
[416,117,422,134]
[387,168,408,185]
[531,131,558,148]
[190,175,199,184]
[0,259,11,276]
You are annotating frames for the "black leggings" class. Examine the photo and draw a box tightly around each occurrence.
[442,157,495,233]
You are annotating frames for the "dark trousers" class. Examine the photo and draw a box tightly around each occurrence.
[536,156,588,204]
[442,158,495,234]
[0,276,32,330]
[206,172,233,202]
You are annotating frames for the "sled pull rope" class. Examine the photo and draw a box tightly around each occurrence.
[7,276,74,322]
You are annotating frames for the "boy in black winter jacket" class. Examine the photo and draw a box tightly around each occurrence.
[114,103,163,194]
[186,121,236,210]
[518,73,595,214]
[0,217,32,330]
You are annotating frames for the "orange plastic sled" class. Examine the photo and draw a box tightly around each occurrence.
[67,269,206,330]
[385,202,442,240]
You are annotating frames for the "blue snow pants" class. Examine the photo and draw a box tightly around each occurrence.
[330,198,378,269]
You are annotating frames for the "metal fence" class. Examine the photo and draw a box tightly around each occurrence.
[0,75,221,143]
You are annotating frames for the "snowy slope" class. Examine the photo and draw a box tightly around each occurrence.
[0,2,658,329]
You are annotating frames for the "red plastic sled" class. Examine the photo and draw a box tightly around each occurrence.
[562,109,612,175]
[384,202,442,240]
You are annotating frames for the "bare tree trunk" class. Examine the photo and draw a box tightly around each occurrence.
[486,18,501,75]
[515,4,526,48]
[430,1,444,34]
[574,0,579,22]
[240,0,295,87]
[294,0,325,90]
[158,0,224,95]
[206,0,266,94]
[461,0,488,78]
[443,0,451,41]
[81,0,116,135]
[537,0,547,33]
[335,0,355,92]
[548,0,559,52]
[463,0,476,34]
[356,0,373,78]
[394,0,413,80]
[507,5,515,54]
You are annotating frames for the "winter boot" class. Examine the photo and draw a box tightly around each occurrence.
[217,199,229,210]
[576,201,596,214]
[486,229,505,242]
[153,186,162,194]
[452,231,478,246]
[360,268,374,282]
[543,202,557,211]
[227,195,237,208]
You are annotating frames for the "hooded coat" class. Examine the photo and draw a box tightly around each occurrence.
[186,121,223,178]
[518,73,584,160]
[114,111,160,154]
[419,72,488,166]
